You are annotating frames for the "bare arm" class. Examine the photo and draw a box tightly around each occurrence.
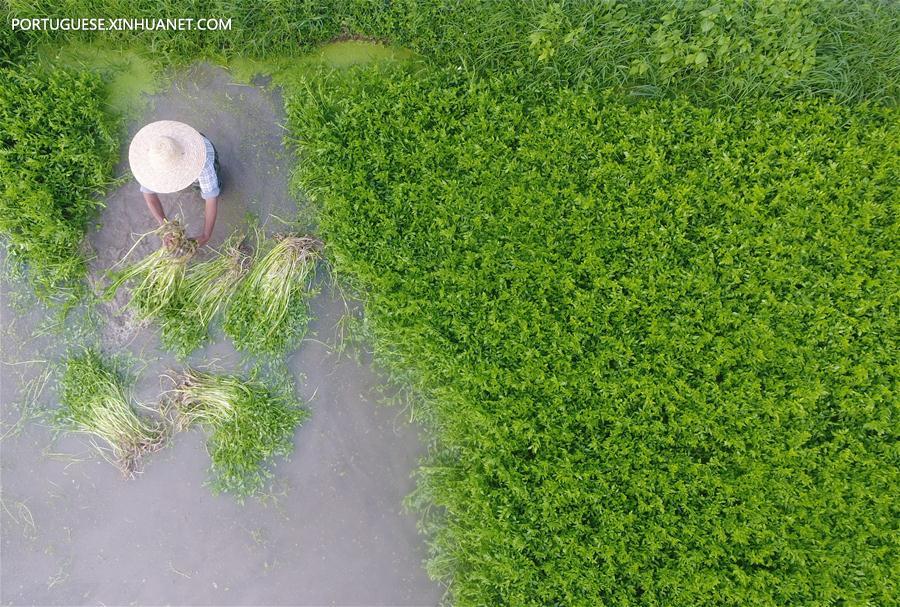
[195,197,218,246]
[143,192,166,224]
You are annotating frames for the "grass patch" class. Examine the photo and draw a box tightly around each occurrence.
[57,349,167,476]
[166,369,307,497]
[0,66,118,298]
[289,66,899,605]
[223,234,321,356]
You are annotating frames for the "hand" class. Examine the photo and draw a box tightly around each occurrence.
[162,232,176,248]
[193,234,210,247]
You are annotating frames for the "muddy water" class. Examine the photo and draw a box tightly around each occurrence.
[1,64,441,606]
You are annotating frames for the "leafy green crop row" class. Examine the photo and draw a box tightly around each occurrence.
[288,66,899,605]
[0,66,118,297]
[5,0,898,103]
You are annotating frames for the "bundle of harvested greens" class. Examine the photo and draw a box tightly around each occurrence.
[57,350,168,477]
[166,369,307,496]
[223,234,321,355]
[160,237,252,358]
[104,220,197,320]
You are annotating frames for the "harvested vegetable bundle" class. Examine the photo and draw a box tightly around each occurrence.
[160,238,251,358]
[104,220,197,319]
[223,234,321,355]
[167,369,307,496]
[57,350,167,477]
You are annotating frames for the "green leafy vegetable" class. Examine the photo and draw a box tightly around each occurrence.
[289,66,899,606]
[159,235,251,358]
[223,234,321,355]
[166,369,307,497]
[57,349,167,476]
[104,220,196,320]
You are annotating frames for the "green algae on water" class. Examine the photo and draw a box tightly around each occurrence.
[312,40,414,66]
[35,41,162,117]
[226,40,416,89]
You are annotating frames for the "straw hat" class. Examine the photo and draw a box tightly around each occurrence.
[128,121,206,193]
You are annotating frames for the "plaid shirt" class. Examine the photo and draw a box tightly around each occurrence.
[139,136,220,199]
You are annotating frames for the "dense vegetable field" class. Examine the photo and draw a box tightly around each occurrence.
[0,67,118,297]
[288,67,899,605]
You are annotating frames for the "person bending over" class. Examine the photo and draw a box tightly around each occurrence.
[128,120,220,246]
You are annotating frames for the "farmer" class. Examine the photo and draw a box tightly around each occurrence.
[128,120,220,246]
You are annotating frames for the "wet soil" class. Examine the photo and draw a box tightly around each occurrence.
[0,63,440,606]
